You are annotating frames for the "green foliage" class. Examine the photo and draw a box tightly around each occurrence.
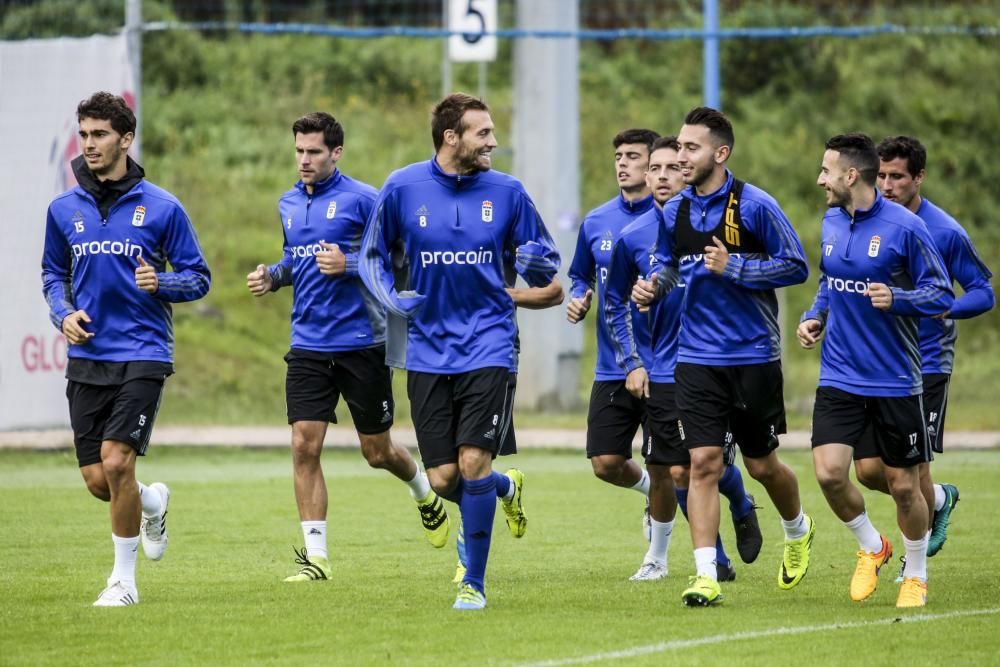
[2,448,999,664]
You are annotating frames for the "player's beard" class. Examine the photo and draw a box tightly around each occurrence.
[684,160,715,189]
[455,143,491,174]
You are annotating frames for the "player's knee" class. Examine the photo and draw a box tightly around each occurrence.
[590,458,623,483]
[814,465,848,493]
[84,478,110,501]
[100,451,132,482]
[669,465,690,487]
[361,445,389,469]
[358,432,393,469]
[290,434,322,465]
[886,476,920,507]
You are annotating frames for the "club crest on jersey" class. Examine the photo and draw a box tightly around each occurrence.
[131,205,146,227]
[326,201,337,219]
[481,200,493,223]
[868,235,881,258]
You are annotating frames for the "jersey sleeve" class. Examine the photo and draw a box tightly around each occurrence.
[343,194,375,278]
[567,221,596,299]
[154,203,212,303]
[649,206,681,296]
[40,206,76,330]
[604,236,644,374]
[509,192,561,288]
[722,198,809,289]
[802,272,831,327]
[359,186,425,318]
[267,220,294,291]
[944,229,994,319]
[887,225,954,317]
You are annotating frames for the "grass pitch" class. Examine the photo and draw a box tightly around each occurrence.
[1,447,998,665]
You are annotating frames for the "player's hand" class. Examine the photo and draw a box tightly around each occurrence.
[625,367,650,399]
[796,319,824,349]
[704,236,730,275]
[315,241,346,276]
[566,288,593,323]
[632,274,658,309]
[61,309,95,345]
[135,255,158,293]
[246,263,273,296]
[865,282,893,311]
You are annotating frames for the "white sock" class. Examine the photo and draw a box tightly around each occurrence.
[902,534,929,581]
[110,534,139,587]
[645,519,673,566]
[694,546,717,580]
[500,473,515,501]
[630,468,650,496]
[406,471,431,501]
[301,521,328,560]
[138,482,163,517]
[781,511,808,540]
[843,512,883,553]
[933,484,946,512]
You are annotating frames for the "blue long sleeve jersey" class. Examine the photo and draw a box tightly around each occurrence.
[569,192,655,380]
[802,191,954,397]
[360,158,560,374]
[605,207,684,383]
[266,170,386,352]
[913,198,994,373]
[42,179,211,363]
[651,171,809,365]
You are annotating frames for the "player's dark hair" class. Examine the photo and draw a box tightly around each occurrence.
[876,135,927,178]
[651,135,681,153]
[77,91,136,137]
[612,128,660,151]
[292,112,344,150]
[826,133,879,186]
[683,106,734,151]
[431,93,490,151]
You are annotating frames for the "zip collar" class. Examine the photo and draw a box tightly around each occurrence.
[617,191,655,215]
[842,188,885,222]
[295,168,343,197]
[429,156,482,189]
[681,169,734,205]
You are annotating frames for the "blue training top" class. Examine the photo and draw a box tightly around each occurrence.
[360,158,560,374]
[605,205,684,383]
[652,171,809,366]
[569,192,655,381]
[913,198,994,374]
[802,190,954,397]
[42,178,210,364]
[266,169,386,353]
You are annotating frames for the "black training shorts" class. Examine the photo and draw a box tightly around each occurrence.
[407,367,514,469]
[814,386,931,468]
[675,361,785,458]
[285,346,394,435]
[67,377,165,467]
[585,380,647,459]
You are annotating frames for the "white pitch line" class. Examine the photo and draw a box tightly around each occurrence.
[519,607,1000,667]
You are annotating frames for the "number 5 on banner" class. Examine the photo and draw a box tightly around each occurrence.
[448,0,497,62]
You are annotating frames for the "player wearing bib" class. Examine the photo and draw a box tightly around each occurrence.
[604,136,759,583]
[632,108,812,607]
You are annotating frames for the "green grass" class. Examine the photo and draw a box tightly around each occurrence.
[2,448,998,665]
